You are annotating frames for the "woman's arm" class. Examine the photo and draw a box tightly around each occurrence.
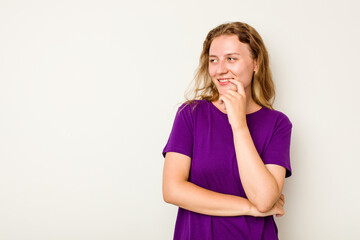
[232,128,286,213]
[162,152,285,217]
[219,79,287,213]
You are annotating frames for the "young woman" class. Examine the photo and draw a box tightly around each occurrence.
[162,22,292,240]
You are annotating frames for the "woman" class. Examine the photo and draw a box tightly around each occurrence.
[162,22,292,240]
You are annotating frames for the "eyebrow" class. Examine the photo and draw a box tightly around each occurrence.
[209,53,241,57]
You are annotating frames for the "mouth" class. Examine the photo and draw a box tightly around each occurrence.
[218,78,233,86]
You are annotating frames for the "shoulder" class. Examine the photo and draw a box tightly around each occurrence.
[174,100,211,126]
[261,107,292,130]
[178,99,210,114]
[170,100,210,132]
[264,108,291,120]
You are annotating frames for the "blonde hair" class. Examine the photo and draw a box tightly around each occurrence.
[185,22,275,109]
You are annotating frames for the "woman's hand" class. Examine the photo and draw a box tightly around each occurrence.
[250,194,285,217]
[219,79,247,130]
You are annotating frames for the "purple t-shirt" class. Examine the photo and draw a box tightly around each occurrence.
[162,99,292,240]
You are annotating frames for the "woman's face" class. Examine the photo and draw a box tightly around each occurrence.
[208,34,258,96]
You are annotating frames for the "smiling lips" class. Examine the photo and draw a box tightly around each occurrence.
[218,78,233,86]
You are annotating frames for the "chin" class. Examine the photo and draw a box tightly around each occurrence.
[217,85,237,95]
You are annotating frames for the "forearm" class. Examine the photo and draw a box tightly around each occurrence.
[163,180,254,216]
[232,127,280,212]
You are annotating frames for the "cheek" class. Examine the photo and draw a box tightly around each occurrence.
[234,65,253,80]
[208,66,215,77]
[233,65,246,75]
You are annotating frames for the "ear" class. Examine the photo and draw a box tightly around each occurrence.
[253,59,258,72]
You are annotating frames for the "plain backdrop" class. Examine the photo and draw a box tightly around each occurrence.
[1,0,359,239]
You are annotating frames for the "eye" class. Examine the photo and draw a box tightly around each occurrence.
[228,57,236,61]
[209,59,217,63]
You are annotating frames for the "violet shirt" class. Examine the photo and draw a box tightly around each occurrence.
[162,100,292,240]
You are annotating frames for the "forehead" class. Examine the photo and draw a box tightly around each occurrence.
[209,34,251,56]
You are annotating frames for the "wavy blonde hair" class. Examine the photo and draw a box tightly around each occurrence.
[185,22,275,109]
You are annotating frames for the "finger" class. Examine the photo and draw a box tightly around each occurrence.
[281,194,285,204]
[219,94,229,103]
[279,194,284,202]
[280,195,284,201]
[220,93,236,103]
[228,79,246,96]
[219,97,224,104]
[218,97,227,110]
[275,206,284,217]
[226,89,242,99]
[219,95,231,108]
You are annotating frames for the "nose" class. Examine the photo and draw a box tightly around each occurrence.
[217,60,228,74]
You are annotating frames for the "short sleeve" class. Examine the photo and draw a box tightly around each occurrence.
[262,114,293,178]
[162,104,194,158]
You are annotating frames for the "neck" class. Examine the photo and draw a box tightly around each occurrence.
[244,86,260,114]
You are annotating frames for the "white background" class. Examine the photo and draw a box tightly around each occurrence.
[1,0,359,239]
